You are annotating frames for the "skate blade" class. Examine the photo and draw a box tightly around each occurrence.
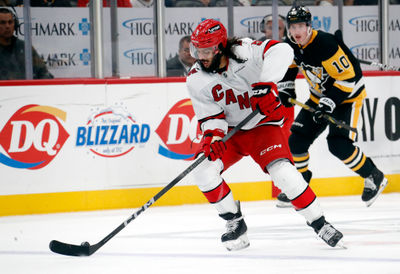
[276,201,292,208]
[335,239,347,249]
[223,234,250,251]
[365,177,388,207]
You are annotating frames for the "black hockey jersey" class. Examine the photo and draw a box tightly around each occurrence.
[281,29,366,105]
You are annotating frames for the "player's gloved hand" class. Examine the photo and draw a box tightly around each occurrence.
[201,128,226,161]
[277,81,296,108]
[250,82,281,116]
[313,97,336,124]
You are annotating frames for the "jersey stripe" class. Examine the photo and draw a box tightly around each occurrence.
[262,39,280,59]
[198,111,226,127]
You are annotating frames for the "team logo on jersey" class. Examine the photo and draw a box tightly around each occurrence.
[0,105,69,169]
[300,63,329,94]
[75,106,150,158]
[155,99,202,161]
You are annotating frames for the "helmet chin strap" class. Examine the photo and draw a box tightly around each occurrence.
[306,25,313,39]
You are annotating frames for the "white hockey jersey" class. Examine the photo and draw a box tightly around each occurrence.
[186,38,294,133]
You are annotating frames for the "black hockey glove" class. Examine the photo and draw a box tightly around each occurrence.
[277,81,296,108]
[313,97,336,124]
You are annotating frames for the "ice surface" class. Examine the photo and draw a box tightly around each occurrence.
[1,194,399,274]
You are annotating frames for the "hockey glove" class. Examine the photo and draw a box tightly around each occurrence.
[250,82,281,116]
[313,97,336,124]
[201,129,227,161]
[277,81,296,108]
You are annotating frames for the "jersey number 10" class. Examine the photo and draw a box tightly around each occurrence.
[332,55,350,73]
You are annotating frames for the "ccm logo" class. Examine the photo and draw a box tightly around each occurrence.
[260,144,282,156]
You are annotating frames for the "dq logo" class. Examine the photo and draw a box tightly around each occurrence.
[155,99,202,161]
[0,105,69,169]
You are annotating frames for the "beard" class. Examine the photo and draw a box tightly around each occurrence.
[198,53,223,73]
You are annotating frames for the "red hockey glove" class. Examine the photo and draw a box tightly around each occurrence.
[250,82,281,116]
[201,129,226,161]
[313,97,336,124]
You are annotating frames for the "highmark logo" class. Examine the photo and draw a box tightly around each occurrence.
[312,16,331,32]
[0,105,69,169]
[79,18,90,35]
[124,48,154,66]
[350,42,379,60]
[122,17,154,36]
[75,106,150,158]
[240,16,264,34]
[155,99,202,161]
[80,48,90,66]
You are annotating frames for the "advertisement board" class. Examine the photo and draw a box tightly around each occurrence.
[0,76,399,198]
[12,6,400,78]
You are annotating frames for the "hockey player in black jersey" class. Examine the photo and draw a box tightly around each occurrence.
[276,5,388,208]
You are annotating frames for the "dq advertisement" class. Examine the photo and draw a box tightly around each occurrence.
[0,76,399,197]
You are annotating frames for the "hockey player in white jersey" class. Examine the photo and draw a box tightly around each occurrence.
[186,19,344,251]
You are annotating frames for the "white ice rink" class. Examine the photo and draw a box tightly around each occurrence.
[1,194,399,274]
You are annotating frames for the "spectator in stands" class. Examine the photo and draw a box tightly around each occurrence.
[1,0,23,6]
[174,0,216,7]
[0,8,53,80]
[0,0,10,5]
[315,0,334,5]
[344,0,377,4]
[231,0,254,5]
[77,0,133,7]
[165,0,176,6]
[131,0,153,7]
[166,35,195,77]
[345,0,399,3]
[214,0,290,6]
[30,0,73,6]
[259,14,286,41]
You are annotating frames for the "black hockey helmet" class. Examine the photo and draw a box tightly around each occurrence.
[286,5,312,27]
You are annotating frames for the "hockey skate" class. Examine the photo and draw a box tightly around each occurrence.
[362,167,388,207]
[308,216,344,248]
[276,192,292,208]
[219,202,250,251]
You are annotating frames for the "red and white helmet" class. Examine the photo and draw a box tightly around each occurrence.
[190,19,227,58]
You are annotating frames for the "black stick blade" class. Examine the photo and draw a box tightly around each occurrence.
[49,240,91,256]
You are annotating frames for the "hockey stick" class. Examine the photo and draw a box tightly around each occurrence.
[358,59,400,72]
[288,98,357,134]
[49,109,260,257]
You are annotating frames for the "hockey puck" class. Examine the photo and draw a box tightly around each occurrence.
[81,241,90,247]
